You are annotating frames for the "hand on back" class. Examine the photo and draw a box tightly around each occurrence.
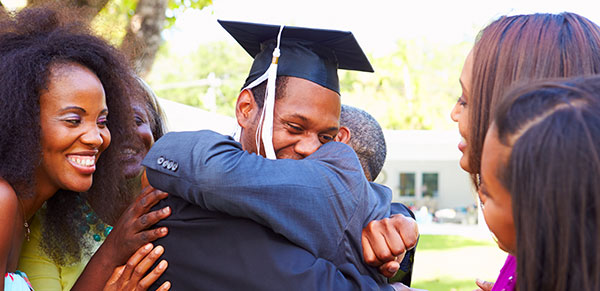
[361,214,418,278]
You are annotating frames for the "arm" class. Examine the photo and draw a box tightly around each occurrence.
[72,187,170,291]
[0,179,18,291]
[142,130,366,257]
[103,244,170,291]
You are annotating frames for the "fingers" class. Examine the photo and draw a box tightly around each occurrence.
[380,217,408,258]
[475,279,494,291]
[135,206,171,230]
[378,260,400,278]
[137,188,169,213]
[362,218,407,267]
[392,215,419,250]
[121,243,154,282]
[155,280,171,291]
[138,260,168,290]
[361,226,381,267]
[130,246,165,289]
[134,227,169,246]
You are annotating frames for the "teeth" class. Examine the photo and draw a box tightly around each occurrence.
[68,156,95,167]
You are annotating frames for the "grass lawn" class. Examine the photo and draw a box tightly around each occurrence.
[410,234,506,291]
[412,277,482,291]
[415,234,496,251]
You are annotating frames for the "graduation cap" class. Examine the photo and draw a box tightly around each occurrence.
[218,20,374,93]
[218,19,374,159]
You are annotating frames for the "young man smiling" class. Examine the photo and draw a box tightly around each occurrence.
[143,20,418,290]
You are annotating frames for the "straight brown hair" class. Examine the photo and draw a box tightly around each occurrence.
[494,76,600,290]
[467,12,600,187]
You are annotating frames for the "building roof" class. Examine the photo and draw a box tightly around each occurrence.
[384,130,462,161]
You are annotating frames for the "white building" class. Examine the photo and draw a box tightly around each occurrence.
[378,130,477,216]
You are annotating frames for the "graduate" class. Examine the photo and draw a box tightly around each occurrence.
[143,20,418,290]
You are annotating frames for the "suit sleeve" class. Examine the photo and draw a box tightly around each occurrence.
[142,130,366,259]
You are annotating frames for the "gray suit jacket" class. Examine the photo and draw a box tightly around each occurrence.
[143,130,412,290]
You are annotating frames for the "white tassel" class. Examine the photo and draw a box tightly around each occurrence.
[255,25,284,160]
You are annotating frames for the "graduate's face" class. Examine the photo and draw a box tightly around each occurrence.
[239,77,341,160]
[479,125,516,254]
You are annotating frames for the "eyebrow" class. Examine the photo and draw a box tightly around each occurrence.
[286,113,339,132]
[59,106,108,115]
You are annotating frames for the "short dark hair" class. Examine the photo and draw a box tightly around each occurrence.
[340,105,387,181]
[493,76,600,290]
[0,5,139,264]
[249,76,289,109]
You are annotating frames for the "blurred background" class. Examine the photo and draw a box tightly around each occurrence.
[2,0,598,289]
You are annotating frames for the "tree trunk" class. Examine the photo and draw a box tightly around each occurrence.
[120,0,167,77]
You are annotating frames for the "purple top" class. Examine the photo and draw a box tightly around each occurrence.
[491,254,517,291]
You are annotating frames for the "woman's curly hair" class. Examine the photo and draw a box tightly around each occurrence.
[0,5,142,265]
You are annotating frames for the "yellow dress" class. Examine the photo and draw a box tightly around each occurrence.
[17,213,103,291]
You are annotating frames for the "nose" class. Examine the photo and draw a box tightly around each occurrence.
[450,102,461,122]
[80,125,105,149]
[294,135,322,158]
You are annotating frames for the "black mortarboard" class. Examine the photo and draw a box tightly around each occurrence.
[218,20,374,93]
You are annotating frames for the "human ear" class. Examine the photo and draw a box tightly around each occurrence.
[235,89,257,129]
[335,126,351,144]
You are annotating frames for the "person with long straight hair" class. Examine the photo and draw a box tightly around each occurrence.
[480,76,600,291]
[450,12,600,291]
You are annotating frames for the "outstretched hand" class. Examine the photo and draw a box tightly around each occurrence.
[103,186,171,265]
[104,243,170,291]
[361,214,419,278]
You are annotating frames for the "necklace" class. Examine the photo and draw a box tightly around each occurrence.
[77,197,113,242]
[17,197,30,242]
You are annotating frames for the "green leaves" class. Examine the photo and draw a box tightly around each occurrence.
[165,0,211,28]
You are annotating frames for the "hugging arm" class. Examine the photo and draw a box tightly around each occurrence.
[72,187,170,291]
[0,180,18,287]
[142,130,364,257]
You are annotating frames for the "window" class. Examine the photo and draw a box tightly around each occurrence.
[399,173,415,196]
[422,173,439,197]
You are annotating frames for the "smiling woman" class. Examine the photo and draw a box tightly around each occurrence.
[37,63,111,194]
[0,5,170,291]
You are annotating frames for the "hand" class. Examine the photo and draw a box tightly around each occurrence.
[361,214,419,278]
[473,278,494,291]
[102,186,171,265]
[104,243,170,291]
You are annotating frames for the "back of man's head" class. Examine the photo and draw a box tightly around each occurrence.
[340,105,387,181]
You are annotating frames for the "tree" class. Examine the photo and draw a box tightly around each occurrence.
[1,0,211,77]
[148,37,472,130]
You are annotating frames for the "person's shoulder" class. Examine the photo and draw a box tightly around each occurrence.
[0,177,18,217]
[0,178,17,204]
